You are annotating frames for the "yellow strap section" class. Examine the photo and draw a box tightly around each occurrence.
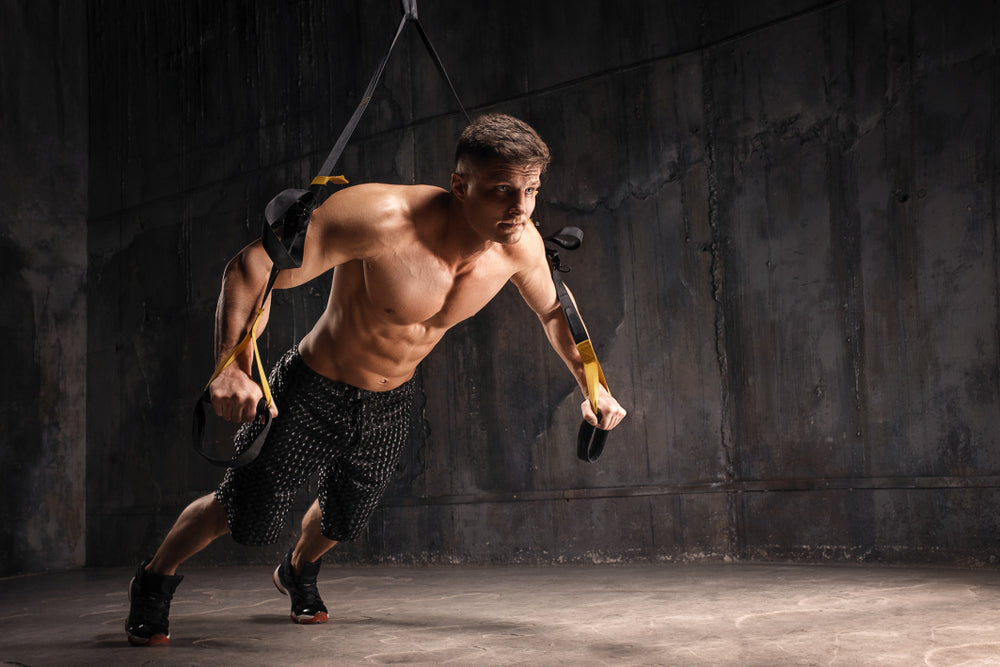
[204,306,273,408]
[576,339,609,417]
[311,175,349,186]
[250,328,274,407]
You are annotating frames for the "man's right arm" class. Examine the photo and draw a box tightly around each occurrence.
[208,242,279,423]
[510,231,627,432]
[207,184,400,423]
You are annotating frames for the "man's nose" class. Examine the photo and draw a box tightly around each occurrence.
[509,191,529,213]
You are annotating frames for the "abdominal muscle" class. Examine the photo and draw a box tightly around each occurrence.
[297,301,446,392]
[295,264,450,392]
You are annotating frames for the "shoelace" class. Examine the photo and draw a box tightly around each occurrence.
[287,569,324,611]
[295,581,322,607]
[135,591,171,628]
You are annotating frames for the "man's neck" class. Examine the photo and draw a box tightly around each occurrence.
[440,194,495,273]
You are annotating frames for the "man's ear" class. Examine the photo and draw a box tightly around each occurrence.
[451,171,467,200]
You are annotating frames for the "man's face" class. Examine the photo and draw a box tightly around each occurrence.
[454,159,542,245]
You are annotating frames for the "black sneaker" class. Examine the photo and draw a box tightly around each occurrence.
[272,549,329,624]
[125,560,184,646]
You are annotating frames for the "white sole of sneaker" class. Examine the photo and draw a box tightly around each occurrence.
[272,565,288,596]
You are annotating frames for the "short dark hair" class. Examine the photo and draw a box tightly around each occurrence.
[455,113,551,174]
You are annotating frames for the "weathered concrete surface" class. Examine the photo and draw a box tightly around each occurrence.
[3,563,1000,666]
[77,0,1000,570]
[0,0,88,575]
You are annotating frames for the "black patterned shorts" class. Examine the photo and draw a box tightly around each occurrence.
[215,347,414,545]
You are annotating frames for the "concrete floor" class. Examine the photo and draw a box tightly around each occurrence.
[1,562,999,666]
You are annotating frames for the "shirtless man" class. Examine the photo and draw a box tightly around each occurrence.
[125,114,626,645]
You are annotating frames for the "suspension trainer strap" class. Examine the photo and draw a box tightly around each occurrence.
[192,0,470,468]
[406,3,471,127]
[314,0,470,188]
[543,226,611,462]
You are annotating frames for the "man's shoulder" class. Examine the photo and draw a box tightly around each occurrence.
[494,221,549,277]
[318,182,447,230]
[510,221,547,257]
[332,182,446,219]
[341,182,446,204]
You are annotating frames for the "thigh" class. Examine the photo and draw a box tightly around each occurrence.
[317,380,415,541]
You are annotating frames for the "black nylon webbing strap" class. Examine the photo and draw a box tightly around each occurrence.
[542,226,611,462]
[314,14,408,183]
[192,0,470,469]
[315,1,470,185]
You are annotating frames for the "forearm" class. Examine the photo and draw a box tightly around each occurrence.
[538,308,590,396]
[214,243,274,372]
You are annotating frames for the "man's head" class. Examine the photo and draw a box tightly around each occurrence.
[454,114,550,176]
[451,114,550,245]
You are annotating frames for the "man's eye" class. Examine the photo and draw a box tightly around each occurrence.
[496,185,510,193]
[526,187,537,196]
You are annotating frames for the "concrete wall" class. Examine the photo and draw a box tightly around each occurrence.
[80,0,1000,569]
[0,0,88,576]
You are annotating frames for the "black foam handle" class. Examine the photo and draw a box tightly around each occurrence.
[192,391,272,469]
[576,411,609,462]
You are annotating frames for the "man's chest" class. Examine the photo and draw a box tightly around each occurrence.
[359,251,516,327]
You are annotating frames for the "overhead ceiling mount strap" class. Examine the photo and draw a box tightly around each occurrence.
[313,0,470,191]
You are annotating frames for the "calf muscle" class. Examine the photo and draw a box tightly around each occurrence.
[147,494,230,576]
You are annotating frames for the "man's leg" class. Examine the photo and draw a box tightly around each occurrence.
[126,493,230,645]
[272,498,338,624]
[148,492,231,575]
[291,498,338,572]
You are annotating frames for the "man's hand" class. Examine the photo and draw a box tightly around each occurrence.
[209,364,279,423]
[581,384,627,431]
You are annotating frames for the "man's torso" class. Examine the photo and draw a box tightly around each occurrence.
[298,184,536,391]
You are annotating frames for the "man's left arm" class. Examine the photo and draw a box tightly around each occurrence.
[511,233,627,431]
